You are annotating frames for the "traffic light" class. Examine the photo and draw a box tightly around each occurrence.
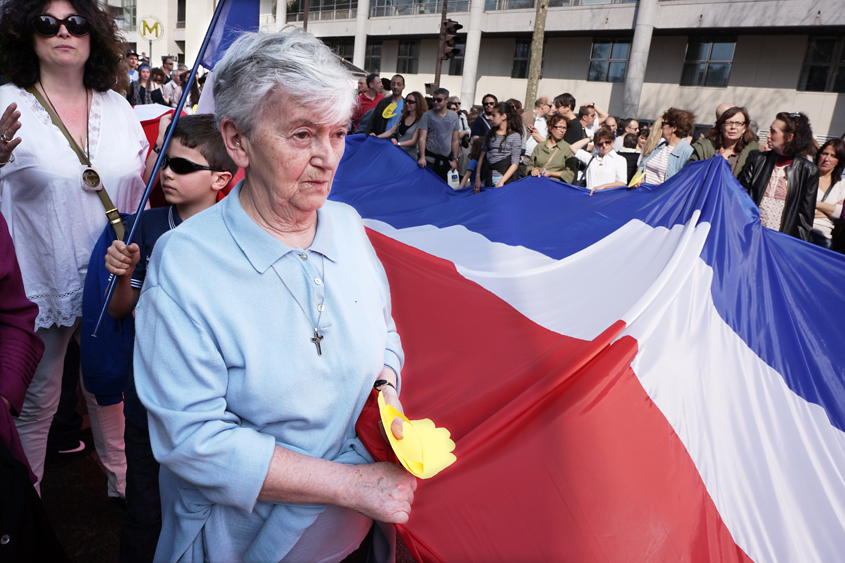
[441,19,463,60]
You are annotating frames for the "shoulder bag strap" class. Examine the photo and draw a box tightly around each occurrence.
[26,86,125,240]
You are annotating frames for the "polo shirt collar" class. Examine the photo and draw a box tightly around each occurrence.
[222,181,339,274]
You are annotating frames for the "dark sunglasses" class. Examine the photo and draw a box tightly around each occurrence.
[406,99,417,104]
[595,141,612,148]
[433,97,445,103]
[32,14,90,37]
[483,102,495,106]
[162,155,223,175]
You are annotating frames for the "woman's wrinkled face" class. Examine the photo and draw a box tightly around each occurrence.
[242,91,348,213]
[720,113,747,143]
[818,145,839,175]
[34,0,90,71]
[548,121,566,142]
[767,119,792,154]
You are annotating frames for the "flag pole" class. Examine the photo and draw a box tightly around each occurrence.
[92,0,230,336]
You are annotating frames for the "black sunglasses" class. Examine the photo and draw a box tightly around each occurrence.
[433,97,445,103]
[162,155,223,175]
[32,14,90,37]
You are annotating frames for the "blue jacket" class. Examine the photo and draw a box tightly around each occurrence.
[638,139,694,182]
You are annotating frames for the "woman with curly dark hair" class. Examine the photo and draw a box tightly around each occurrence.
[636,107,695,185]
[0,0,150,500]
[473,101,524,192]
[687,106,760,177]
[739,112,819,241]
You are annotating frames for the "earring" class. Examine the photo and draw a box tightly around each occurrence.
[235,141,240,146]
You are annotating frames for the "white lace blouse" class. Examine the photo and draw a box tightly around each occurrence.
[0,84,148,330]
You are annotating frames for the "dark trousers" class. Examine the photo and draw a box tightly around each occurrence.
[425,150,452,182]
[120,419,161,563]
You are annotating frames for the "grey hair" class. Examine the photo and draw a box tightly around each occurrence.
[212,28,355,139]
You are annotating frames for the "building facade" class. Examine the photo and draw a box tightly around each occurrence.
[126,0,845,136]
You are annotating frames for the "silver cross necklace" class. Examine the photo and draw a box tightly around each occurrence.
[272,253,327,356]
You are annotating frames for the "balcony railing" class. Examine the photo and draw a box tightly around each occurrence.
[287,6,358,21]
[485,0,635,9]
[370,0,470,17]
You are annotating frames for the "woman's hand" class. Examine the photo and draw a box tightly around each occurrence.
[345,462,417,524]
[473,178,482,194]
[495,179,505,188]
[530,168,540,177]
[391,138,399,146]
[0,103,22,164]
[417,157,426,168]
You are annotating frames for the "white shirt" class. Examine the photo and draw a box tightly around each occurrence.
[575,149,628,190]
[0,84,148,330]
[524,114,548,157]
[812,179,845,239]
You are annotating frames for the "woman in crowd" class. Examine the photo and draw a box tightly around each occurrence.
[127,62,153,105]
[0,0,149,496]
[379,90,427,159]
[637,125,650,152]
[637,108,695,185]
[739,112,818,241]
[527,113,578,184]
[570,127,627,193]
[149,67,167,105]
[810,138,845,248]
[133,29,415,562]
[687,106,759,177]
[473,101,524,192]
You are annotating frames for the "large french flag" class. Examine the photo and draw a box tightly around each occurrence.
[332,136,845,562]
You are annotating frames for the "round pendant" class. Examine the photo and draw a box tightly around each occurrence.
[82,167,101,189]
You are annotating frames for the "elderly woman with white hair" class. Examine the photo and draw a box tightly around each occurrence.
[133,29,415,563]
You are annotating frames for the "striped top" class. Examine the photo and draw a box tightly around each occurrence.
[483,132,523,166]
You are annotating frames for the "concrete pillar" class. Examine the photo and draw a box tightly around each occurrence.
[276,0,288,30]
[184,0,214,68]
[621,0,658,119]
[460,0,484,108]
[353,0,370,69]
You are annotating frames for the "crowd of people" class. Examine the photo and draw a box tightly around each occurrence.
[354,72,845,250]
[0,0,844,561]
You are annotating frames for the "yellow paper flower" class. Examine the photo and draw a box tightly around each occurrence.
[378,392,457,479]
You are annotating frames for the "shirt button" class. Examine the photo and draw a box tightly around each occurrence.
[317,304,325,312]
[315,278,322,285]
[299,253,307,261]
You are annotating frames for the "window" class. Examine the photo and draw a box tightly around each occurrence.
[397,40,420,74]
[177,0,185,28]
[511,39,544,79]
[680,38,735,88]
[324,38,354,62]
[365,42,382,74]
[798,37,845,93]
[449,37,466,76]
[587,39,630,83]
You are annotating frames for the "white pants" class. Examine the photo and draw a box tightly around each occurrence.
[14,319,126,496]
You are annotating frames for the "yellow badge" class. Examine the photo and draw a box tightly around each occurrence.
[383,102,398,120]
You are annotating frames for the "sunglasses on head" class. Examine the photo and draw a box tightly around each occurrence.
[32,14,90,37]
[162,155,223,175]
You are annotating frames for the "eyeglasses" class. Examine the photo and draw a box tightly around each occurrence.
[447,106,457,111]
[723,120,747,128]
[551,125,567,131]
[406,99,416,104]
[595,141,612,148]
[455,102,461,106]
[433,97,445,103]
[32,14,90,37]
[161,155,223,175]
[483,102,495,106]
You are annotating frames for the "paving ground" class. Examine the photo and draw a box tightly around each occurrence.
[39,404,416,563]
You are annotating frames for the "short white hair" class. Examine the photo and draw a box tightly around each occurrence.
[212,28,355,139]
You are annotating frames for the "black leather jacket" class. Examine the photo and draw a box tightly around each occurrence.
[738,151,819,241]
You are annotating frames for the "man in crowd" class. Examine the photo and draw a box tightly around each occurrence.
[418,87,460,181]
[353,73,384,132]
[523,96,553,158]
[126,50,139,83]
[470,93,497,142]
[357,76,367,94]
[604,115,618,136]
[161,55,176,82]
[554,93,582,142]
[614,118,640,151]
[160,70,182,108]
[366,74,405,136]
[715,102,735,121]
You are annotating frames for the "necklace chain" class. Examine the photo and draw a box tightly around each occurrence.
[39,79,89,162]
[272,253,327,355]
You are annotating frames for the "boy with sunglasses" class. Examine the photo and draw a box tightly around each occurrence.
[101,113,237,562]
